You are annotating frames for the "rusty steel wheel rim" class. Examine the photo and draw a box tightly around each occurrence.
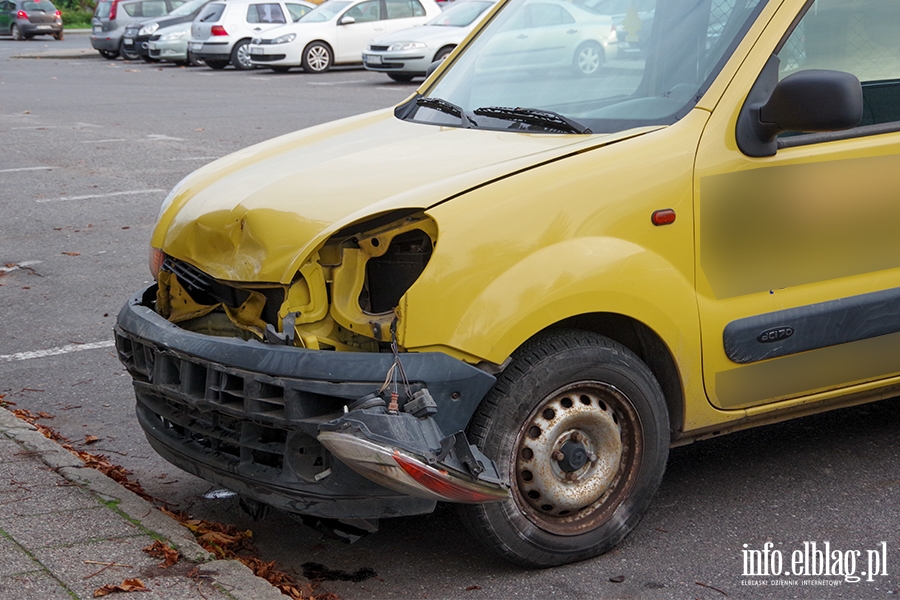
[512,381,643,536]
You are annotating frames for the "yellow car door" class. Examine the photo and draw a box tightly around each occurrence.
[696,0,900,410]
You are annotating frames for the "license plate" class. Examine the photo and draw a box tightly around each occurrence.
[148,42,158,50]
[36,25,51,29]
[189,41,201,50]
[365,54,382,65]
[250,47,263,55]
[124,37,134,46]
[93,26,101,34]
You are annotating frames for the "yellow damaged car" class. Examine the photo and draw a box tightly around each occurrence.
[115,0,900,567]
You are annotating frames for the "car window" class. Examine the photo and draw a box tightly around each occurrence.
[286,2,311,21]
[344,0,381,22]
[167,0,207,17]
[23,0,56,10]
[300,0,349,22]
[385,0,425,19]
[777,0,900,128]
[94,0,111,17]
[142,0,168,17]
[247,3,286,23]
[527,3,574,26]
[425,0,492,27]
[197,2,224,21]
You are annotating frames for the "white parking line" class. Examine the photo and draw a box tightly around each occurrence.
[0,166,57,173]
[1,340,116,363]
[36,189,164,203]
[147,134,185,142]
[80,139,128,144]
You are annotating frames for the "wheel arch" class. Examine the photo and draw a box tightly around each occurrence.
[540,313,685,444]
[433,44,455,60]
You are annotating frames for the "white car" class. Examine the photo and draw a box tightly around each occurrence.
[189,0,316,70]
[477,0,618,76]
[362,0,497,82]
[248,0,442,73]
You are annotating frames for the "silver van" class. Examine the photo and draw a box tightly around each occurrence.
[91,0,184,59]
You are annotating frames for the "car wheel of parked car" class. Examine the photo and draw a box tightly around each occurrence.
[458,330,669,567]
[53,31,64,41]
[302,41,332,73]
[142,55,159,63]
[270,66,291,73]
[388,73,414,82]
[120,40,141,61]
[99,49,119,59]
[573,42,603,77]
[231,40,254,70]
[433,45,454,62]
[187,50,204,67]
[11,24,24,41]
[206,60,228,70]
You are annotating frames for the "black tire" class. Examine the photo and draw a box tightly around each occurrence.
[433,45,454,62]
[573,41,604,77]
[11,24,24,41]
[301,41,332,73]
[458,330,669,567]
[187,50,204,67]
[99,49,119,59]
[53,31,64,40]
[142,54,159,63]
[206,59,228,70]
[230,39,254,70]
[270,65,291,73]
[120,40,140,61]
[387,72,414,82]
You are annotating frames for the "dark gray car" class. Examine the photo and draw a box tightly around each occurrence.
[0,0,63,40]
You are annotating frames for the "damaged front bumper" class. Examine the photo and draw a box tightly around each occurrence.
[114,285,506,520]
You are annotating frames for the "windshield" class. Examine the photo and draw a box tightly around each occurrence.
[300,0,351,22]
[425,0,494,27]
[168,0,208,17]
[405,0,765,134]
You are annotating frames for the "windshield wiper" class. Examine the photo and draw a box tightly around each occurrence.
[416,96,476,129]
[473,106,592,134]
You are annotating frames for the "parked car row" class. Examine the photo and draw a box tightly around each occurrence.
[86,0,642,82]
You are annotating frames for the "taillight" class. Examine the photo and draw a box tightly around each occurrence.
[149,247,166,279]
[211,25,228,36]
[16,10,27,18]
[109,0,118,20]
[54,9,61,17]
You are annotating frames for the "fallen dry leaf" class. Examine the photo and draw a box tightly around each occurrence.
[93,578,148,596]
[143,540,179,568]
[84,435,100,444]
[62,251,80,256]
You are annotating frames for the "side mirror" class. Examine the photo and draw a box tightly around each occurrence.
[339,15,355,25]
[737,56,862,157]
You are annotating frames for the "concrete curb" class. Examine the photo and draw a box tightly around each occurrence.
[12,48,104,60]
[0,407,285,600]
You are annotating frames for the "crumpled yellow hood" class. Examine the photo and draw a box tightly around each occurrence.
[155,108,650,283]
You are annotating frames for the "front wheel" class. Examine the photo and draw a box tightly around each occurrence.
[458,330,669,567]
[120,40,140,60]
[573,41,603,77]
[230,39,254,70]
[302,41,332,73]
[387,72,414,82]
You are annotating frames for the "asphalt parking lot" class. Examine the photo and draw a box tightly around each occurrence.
[1,31,899,600]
